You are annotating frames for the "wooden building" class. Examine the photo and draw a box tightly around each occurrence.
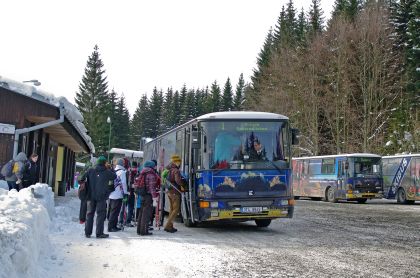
[0,77,94,195]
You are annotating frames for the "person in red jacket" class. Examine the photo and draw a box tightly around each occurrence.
[135,160,160,236]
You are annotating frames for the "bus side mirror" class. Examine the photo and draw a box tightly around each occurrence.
[291,128,299,145]
[191,130,201,149]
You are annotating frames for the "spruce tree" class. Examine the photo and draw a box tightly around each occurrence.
[234,73,246,110]
[308,0,325,37]
[285,0,297,45]
[172,90,181,124]
[252,28,274,87]
[210,81,221,112]
[130,94,150,149]
[273,6,287,48]
[332,0,349,19]
[148,87,164,137]
[296,8,308,46]
[114,94,130,148]
[162,88,175,132]
[222,78,233,111]
[75,45,110,155]
[346,0,362,22]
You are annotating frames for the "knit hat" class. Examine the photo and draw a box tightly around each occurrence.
[171,154,181,163]
[116,158,124,167]
[97,156,107,165]
[143,160,156,168]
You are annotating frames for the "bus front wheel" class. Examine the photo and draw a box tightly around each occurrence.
[326,187,338,203]
[255,219,272,228]
[397,188,415,204]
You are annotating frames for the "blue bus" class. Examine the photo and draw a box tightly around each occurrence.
[292,154,383,203]
[143,111,299,227]
[382,154,420,204]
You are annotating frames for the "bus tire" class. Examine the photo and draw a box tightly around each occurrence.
[326,187,338,203]
[357,198,367,204]
[255,219,271,228]
[397,188,414,204]
[294,196,300,200]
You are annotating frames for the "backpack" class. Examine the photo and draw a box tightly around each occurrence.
[113,169,123,191]
[1,160,15,178]
[134,172,148,196]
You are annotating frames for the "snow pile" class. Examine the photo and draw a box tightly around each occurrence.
[0,76,95,153]
[0,184,53,278]
[0,180,8,190]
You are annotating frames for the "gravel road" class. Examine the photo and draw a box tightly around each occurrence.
[45,197,420,278]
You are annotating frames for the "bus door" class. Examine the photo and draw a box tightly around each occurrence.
[337,159,345,191]
[412,157,420,199]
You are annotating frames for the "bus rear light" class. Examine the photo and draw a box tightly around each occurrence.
[288,199,295,206]
[347,190,353,194]
[199,201,210,208]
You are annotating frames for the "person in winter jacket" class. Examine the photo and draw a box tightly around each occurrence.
[135,160,160,236]
[79,156,117,238]
[23,153,39,189]
[108,158,128,232]
[77,161,93,224]
[164,154,186,233]
[5,152,28,191]
[126,161,138,226]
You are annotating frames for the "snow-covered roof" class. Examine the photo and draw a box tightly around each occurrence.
[0,76,95,153]
[293,153,382,160]
[110,148,143,158]
[197,111,289,120]
[382,154,420,159]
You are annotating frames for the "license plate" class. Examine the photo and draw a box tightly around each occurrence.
[241,207,263,213]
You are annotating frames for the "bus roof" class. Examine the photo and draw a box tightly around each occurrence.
[197,111,289,120]
[293,153,381,160]
[382,154,420,159]
[110,148,143,158]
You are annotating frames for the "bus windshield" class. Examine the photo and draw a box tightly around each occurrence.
[350,157,381,177]
[201,120,290,170]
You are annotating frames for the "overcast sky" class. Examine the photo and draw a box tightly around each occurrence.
[1,0,334,115]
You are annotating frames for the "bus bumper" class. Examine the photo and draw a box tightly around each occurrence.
[346,192,383,199]
[201,206,294,221]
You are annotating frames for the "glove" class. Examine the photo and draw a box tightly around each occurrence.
[152,197,158,207]
[16,179,22,185]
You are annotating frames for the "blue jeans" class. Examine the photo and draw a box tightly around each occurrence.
[7,181,18,191]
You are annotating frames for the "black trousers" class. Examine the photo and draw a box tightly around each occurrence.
[137,194,152,235]
[85,200,107,236]
[79,199,87,222]
[108,199,122,230]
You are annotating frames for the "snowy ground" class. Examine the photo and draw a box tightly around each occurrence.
[2,186,420,278]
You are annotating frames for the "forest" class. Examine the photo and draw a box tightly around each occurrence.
[75,0,419,157]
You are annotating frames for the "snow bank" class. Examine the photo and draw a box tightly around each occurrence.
[0,180,8,190]
[0,184,53,278]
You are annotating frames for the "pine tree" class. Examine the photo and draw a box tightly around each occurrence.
[273,6,287,48]
[346,0,362,22]
[332,0,349,19]
[162,88,175,132]
[114,94,130,148]
[210,81,221,112]
[252,28,273,87]
[173,90,181,124]
[148,87,164,137]
[130,94,149,149]
[234,73,245,110]
[221,78,233,111]
[180,89,195,123]
[308,0,325,37]
[296,8,308,46]
[75,45,110,155]
[285,0,298,45]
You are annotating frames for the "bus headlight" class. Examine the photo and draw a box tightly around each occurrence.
[210,202,219,208]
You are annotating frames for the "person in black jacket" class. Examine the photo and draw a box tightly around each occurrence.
[23,153,39,189]
[79,156,117,238]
